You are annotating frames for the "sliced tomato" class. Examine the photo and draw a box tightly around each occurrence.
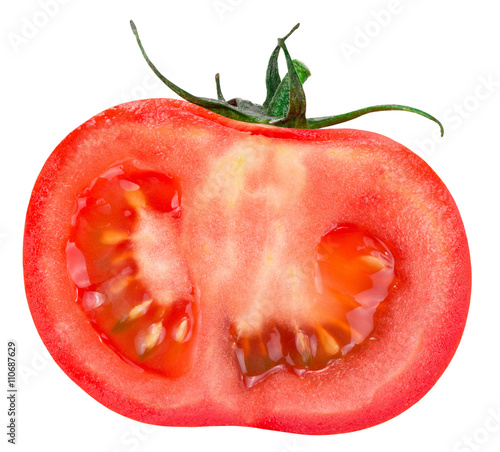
[24,99,471,434]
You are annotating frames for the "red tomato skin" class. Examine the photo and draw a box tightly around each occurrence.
[24,99,471,434]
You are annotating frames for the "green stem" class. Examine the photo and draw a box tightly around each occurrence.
[215,73,225,101]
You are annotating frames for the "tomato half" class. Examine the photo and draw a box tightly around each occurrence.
[24,99,471,434]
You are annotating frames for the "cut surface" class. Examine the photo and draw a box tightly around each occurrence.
[231,224,396,387]
[67,159,396,384]
[66,161,196,376]
[24,99,471,434]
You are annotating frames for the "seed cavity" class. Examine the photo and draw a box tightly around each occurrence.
[67,162,195,378]
[231,224,396,388]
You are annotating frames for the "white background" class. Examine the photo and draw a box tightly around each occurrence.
[2,1,500,451]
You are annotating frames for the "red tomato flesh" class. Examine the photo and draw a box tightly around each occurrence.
[24,99,471,434]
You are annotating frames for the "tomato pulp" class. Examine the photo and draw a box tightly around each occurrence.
[24,99,471,434]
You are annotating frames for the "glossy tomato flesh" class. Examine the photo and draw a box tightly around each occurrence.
[24,99,471,434]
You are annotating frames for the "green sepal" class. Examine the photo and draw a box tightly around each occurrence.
[130,21,308,126]
[130,21,263,124]
[269,38,308,128]
[130,20,444,136]
[263,23,300,109]
[267,60,310,119]
[307,105,444,136]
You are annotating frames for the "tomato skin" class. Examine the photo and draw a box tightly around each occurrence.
[24,99,471,434]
